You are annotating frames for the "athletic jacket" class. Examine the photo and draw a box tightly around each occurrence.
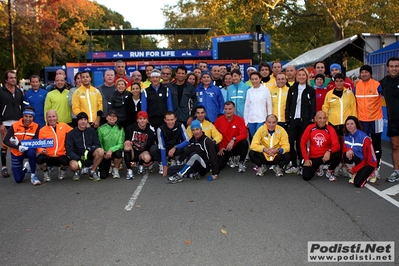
[3,118,39,156]
[196,84,224,123]
[285,83,316,121]
[322,88,357,126]
[72,85,103,123]
[108,90,131,123]
[157,122,190,166]
[0,86,23,125]
[37,122,73,157]
[269,84,289,123]
[66,127,101,161]
[187,134,219,175]
[300,123,340,161]
[343,129,377,173]
[214,114,247,151]
[169,81,198,123]
[23,88,48,127]
[186,119,223,144]
[97,123,124,153]
[226,81,250,118]
[250,124,290,161]
[44,88,72,124]
[244,86,272,125]
[354,79,383,122]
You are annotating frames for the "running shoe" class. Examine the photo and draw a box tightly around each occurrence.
[256,165,266,176]
[168,173,183,184]
[386,171,399,183]
[126,169,134,180]
[31,174,41,186]
[238,161,246,173]
[285,166,298,174]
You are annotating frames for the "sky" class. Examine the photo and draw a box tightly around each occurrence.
[94,0,178,46]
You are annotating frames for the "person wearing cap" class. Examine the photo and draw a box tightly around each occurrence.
[245,66,257,87]
[150,112,190,176]
[66,112,104,181]
[169,65,198,127]
[3,106,41,185]
[97,110,124,179]
[343,116,377,187]
[353,64,383,180]
[380,57,399,182]
[167,119,219,183]
[326,63,354,91]
[141,69,173,130]
[108,78,132,128]
[196,71,224,123]
[210,65,223,88]
[72,71,103,129]
[249,114,290,177]
[36,110,73,182]
[124,111,156,179]
[313,73,329,112]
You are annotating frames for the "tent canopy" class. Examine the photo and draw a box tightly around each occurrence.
[282,35,362,68]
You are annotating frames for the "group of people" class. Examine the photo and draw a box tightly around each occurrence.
[1,56,399,189]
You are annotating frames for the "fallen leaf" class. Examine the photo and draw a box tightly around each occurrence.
[189,200,194,202]
[64,225,70,229]
[221,229,227,235]
[184,239,192,245]
[136,205,141,208]
[355,191,360,194]
[216,194,220,196]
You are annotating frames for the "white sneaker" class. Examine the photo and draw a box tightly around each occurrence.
[31,174,41,185]
[256,165,266,176]
[23,161,31,174]
[316,167,324,177]
[126,169,134,180]
[326,170,337,182]
[238,161,246,173]
[273,165,284,177]
[58,168,66,180]
[112,167,120,179]
[228,157,235,168]
[158,163,163,175]
[285,166,298,174]
[43,170,51,182]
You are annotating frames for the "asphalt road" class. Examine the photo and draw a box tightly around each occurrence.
[0,141,398,266]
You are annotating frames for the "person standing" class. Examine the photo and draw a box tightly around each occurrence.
[141,69,173,130]
[380,56,399,182]
[114,60,131,87]
[226,69,250,118]
[170,65,197,127]
[0,70,24,178]
[23,75,48,128]
[44,74,72,125]
[72,71,103,129]
[196,71,224,123]
[354,65,383,179]
[108,78,131,128]
[285,68,316,174]
[97,69,116,125]
[269,73,289,129]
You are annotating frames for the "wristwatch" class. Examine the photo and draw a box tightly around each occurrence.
[232,137,236,142]
[327,149,332,153]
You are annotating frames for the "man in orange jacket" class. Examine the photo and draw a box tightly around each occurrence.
[36,110,73,182]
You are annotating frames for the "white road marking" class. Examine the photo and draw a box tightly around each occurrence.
[124,173,149,211]
[365,184,399,209]
[381,160,393,168]
[382,184,399,196]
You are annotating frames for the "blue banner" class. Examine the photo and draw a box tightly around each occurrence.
[21,139,54,148]
[87,50,212,60]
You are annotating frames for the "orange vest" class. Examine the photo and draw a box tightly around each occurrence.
[10,119,39,156]
[37,122,73,157]
[355,79,383,121]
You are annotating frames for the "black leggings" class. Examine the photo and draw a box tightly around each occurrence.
[302,152,341,181]
[288,119,309,167]
[249,151,290,168]
[217,139,249,170]
[344,154,375,188]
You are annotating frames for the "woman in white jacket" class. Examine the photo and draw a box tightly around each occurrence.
[244,72,273,138]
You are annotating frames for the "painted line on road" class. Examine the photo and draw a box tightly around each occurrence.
[381,160,393,168]
[124,173,149,211]
[381,184,399,196]
[364,184,399,209]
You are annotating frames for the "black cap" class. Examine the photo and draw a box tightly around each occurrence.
[360,65,372,75]
[77,112,88,121]
[107,110,118,117]
[314,73,325,82]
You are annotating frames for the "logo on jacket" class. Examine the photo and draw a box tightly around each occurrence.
[313,133,325,147]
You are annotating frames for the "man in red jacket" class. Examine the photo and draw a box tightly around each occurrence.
[300,111,341,181]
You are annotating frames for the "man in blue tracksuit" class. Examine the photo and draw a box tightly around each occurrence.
[196,71,224,122]
[23,75,48,128]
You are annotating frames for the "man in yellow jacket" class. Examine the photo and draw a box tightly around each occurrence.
[186,106,222,145]
[72,71,103,128]
[269,73,289,129]
[249,114,290,177]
